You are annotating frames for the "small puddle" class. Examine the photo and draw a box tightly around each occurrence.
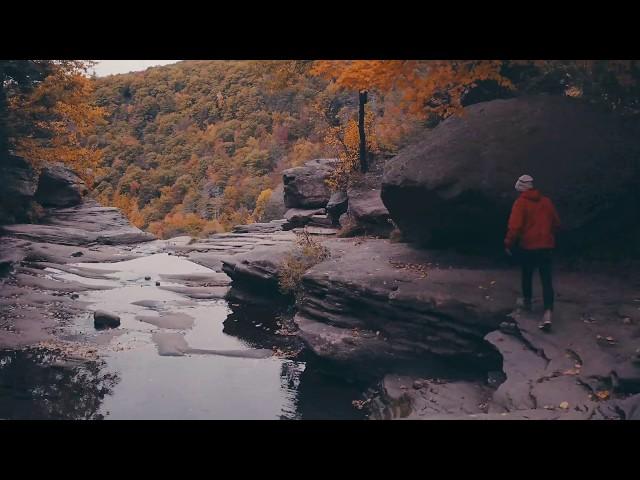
[1,253,366,419]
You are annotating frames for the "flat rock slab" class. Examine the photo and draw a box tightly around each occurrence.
[1,200,155,246]
[14,273,114,292]
[158,285,229,299]
[296,239,513,364]
[370,375,492,420]
[20,240,141,265]
[130,299,197,310]
[292,227,337,235]
[422,408,593,420]
[158,272,230,286]
[135,312,195,330]
[34,262,119,280]
[232,221,284,233]
[151,332,272,358]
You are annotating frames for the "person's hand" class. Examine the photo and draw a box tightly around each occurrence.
[505,248,512,257]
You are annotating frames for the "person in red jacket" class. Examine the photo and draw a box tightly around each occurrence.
[504,174,561,331]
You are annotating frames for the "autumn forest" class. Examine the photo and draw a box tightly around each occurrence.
[2,60,639,238]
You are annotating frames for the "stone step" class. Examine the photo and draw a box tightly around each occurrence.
[309,214,334,227]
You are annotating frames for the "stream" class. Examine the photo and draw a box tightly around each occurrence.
[0,252,367,420]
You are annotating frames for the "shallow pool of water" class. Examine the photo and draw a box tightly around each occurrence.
[1,253,367,420]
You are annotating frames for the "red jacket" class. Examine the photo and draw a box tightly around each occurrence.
[504,189,560,250]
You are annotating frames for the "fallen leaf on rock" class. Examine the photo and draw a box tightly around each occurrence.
[563,368,580,376]
[559,401,569,409]
[595,390,610,400]
[351,399,370,410]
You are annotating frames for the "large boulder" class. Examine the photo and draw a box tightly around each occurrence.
[35,162,88,207]
[221,243,294,297]
[282,158,338,208]
[345,187,392,237]
[381,95,640,253]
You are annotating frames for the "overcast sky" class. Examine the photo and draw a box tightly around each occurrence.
[91,60,181,77]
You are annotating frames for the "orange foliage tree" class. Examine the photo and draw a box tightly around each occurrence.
[311,60,512,178]
[6,60,107,186]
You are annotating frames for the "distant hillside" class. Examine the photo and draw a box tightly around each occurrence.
[91,60,355,238]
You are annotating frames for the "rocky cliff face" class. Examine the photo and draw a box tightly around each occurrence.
[0,156,90,223]
[0,157,153,246]
[381,95,640,254]
[35,163,88,207]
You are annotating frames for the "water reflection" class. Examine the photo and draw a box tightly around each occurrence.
[0,271,371,419]
[227,299,369,420]
[223,296,302,352]
[284,358,369,420]
[0,348,119,420]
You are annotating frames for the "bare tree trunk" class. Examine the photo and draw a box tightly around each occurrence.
[358,90,368,173]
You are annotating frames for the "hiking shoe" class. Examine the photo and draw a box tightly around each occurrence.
[538,310,552,332]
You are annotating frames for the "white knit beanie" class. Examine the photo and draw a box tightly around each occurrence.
[515,174,534,192]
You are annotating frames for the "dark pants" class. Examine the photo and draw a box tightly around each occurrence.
[520,248,554,311]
